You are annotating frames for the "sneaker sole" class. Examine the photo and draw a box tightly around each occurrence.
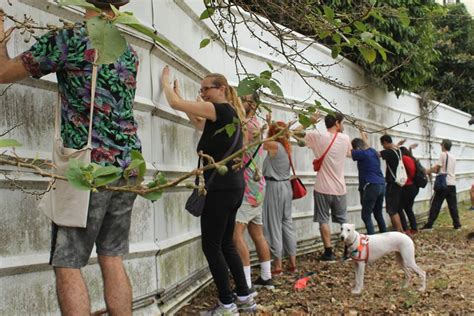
[237,304,257,313]
[254,284,275,290]
[233,291,258,299]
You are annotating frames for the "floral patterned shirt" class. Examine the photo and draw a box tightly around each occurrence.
[21,23,141,168]
[243,116,265,207]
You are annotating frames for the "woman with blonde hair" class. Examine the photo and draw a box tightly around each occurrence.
[262,120,297,275]
[161,66,255,315]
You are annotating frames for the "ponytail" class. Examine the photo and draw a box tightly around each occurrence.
[226,86,246,123]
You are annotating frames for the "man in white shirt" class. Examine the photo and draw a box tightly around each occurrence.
[422,139,461,230]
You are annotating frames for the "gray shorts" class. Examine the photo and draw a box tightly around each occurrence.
[236,202,263,225]
[313,191,347,224]
[49,179,137,268]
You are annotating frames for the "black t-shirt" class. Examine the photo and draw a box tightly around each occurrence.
[380,149,400,183]
[197,103,244,191]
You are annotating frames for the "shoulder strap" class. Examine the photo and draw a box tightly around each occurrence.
[288,151,297,176]
[54,50,98,149]
[387,149,400,179]
[319,132,338,162]
[245,144,262,169]
[443,152,449,173]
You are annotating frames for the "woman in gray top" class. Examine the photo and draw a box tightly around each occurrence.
[262,121,297,275]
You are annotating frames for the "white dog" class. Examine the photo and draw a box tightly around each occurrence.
[340,223,426,295]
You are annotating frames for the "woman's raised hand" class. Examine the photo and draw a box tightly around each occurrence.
[161,66,171,89]
[173,79,182,98]
[266,112,272,125]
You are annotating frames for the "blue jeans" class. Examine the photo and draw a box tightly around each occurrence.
[360,183,387,235]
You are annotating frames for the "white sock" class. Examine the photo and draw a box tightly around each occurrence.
[243,265,252,288]
[260,260,272,280]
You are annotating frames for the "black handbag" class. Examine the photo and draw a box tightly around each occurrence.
[185,161,216,217]
[433,154,448,192]
[185,124,241,217]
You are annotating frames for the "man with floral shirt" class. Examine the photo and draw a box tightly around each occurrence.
[233,94,274,291]
[0,1,140,314]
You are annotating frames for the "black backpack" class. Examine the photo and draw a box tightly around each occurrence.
[413,159,428,188]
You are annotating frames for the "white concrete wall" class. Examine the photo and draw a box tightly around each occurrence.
[1,0,473,314]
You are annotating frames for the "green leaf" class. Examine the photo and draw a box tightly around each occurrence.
[332,33,341,44]
[200,8,215,20]
[154,172,168,185]
[360,31,374,41]
[323,6,334,21]
[113,14,172,48]
[353,21,366,32]
[398,12,411,27]
[225,123,236,137]
[200,38,211,49]
[94,173,122,187]
[214,122,236,137]
[331,46,341,58]
[358,47,377,63]
[260,70,272,80]
[87,17,127,64]
[65,159,92,191]
[58,0,101,12]
[298,114,313,128]
[130,150,146,178]
[237,78,260,96]
[92,165,122,178]
[267,80,283,97]
[141,189,163,201]
[319,30,331,40]
[0,139,22,148]
[377,47,387,61]
[266,62,274,70]
[306,105,316,113]
[255,77,283,97]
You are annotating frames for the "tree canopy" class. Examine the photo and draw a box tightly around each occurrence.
[424,3,474,113]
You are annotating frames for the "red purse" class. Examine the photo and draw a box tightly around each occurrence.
[288,154,307,200]
[313,132,338,171]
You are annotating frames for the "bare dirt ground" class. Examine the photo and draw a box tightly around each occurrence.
[178,202,474,315]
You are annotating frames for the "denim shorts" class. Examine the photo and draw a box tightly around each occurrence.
[49,179,137,268]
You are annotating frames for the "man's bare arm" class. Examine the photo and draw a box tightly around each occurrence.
[0,12,29,83]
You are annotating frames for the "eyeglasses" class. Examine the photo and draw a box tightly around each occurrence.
[199,85,220,93]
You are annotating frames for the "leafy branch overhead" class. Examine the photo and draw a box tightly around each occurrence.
[199,0,452,109]
[58,0,172,64]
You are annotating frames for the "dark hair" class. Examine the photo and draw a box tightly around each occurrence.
[400,146,413,158]
[351,138,366,151]
[250,92,260,104]
[86,0,129,9]
[325,113,344,129]
[380,134,393,144]
[441,139,452,151]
